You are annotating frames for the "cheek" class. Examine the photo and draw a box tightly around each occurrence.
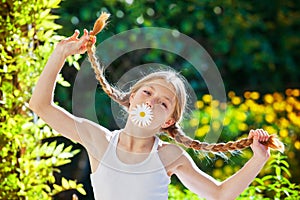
[151,105,169,123]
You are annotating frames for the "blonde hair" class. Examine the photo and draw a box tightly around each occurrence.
[86,13,285,153]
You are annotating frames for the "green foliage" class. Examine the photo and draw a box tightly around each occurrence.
[188,90,300,184]
[56,0,299,95]
[0,0,84,199]
[168,184,203,200]
[239,154,300,200]
[17,0,298,199]
[168,154,300,200]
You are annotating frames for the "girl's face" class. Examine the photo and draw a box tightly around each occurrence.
[129,79,176,129]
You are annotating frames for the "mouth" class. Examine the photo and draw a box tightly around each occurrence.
[130,103,153,127]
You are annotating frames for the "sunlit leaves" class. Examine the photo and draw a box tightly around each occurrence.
[0,0,85,199]
[53,178,86,196]
[239,154,300,199]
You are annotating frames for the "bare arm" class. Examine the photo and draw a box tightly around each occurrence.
[173,129,270,200]
[29,29,110,149]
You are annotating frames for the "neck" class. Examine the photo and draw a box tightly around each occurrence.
[119,128,156,152]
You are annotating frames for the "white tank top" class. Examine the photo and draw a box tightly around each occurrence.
[90,131,171,200]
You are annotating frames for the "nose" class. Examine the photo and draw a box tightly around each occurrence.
[145,101,152,108]
[145,99,154,108]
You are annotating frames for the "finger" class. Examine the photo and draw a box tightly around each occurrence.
[72,194,78,200]
[256,129,269,142]
[248,129,256,139]
[78,32,90,45]
[71,29,80,39]
[261,129,269,142]
[83,28,89,36]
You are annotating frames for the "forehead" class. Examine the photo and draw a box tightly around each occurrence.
[143,80,176,99]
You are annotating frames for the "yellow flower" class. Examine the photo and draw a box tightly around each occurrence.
[201,117,210,124]
[215,159,224,168]
[264,94,274,104]
[232,96,242,105]
[263,126,277,134]
[195,125,210,137]
[212,169,222,178]
[279,129,288,138]
[238,123,248,131]
[265,114,275,123]
[244,91,251,99]
[203,94,212,103]
[223,116,231,126]
[279,118,290,128]
[294,141,300,150]
[195,101,204,109]
[292,89,300,97]
[189,118,199,127]
[228,91,236,98]
[250,91,260,100]
[224,165,233,175]
[236,111,247,121]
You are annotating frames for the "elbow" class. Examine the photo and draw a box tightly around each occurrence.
[201,185,236,200]
[209,185,237,200]
[28,97,47,115]
[28,97,39,112]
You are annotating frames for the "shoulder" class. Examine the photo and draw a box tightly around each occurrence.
[157,141,192,176]
[79,117,113,140]
[76,118,115,157]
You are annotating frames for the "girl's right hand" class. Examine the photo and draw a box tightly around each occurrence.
[56,29,96,58]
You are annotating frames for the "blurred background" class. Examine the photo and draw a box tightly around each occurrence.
[1,0,299,199]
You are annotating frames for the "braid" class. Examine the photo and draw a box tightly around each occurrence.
[86,12,130,108]
[164,124,284,153]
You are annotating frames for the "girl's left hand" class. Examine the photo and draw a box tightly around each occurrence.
[248,129,271,160]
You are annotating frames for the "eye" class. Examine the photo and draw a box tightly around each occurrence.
[161,101,168,109]
[143,90,151,95]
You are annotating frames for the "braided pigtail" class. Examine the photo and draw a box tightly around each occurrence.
[164,124,284,153]
[86,12,130,108]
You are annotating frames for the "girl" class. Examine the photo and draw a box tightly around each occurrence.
[29,14,283,200]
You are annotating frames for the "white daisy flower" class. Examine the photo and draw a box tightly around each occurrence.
[130,103,153,127]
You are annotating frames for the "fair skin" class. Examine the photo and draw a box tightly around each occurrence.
[29,30,270,200]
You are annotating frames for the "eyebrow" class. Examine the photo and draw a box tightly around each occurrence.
[145,85,174,105]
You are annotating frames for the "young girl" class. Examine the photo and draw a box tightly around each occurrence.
[29,14,284,200]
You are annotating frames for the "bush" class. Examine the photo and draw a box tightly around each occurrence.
[239,153,300,200]
[177,90,300,199]
[168,153,300,199]
[0,0,84,199]
[188,90,300,183]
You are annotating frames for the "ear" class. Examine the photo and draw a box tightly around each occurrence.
[129,92,135,103]
[161,118,176,129]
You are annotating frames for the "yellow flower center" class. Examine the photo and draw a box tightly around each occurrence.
[139,111,146,117]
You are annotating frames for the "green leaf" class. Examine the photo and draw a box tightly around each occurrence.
[281,160,290,168]
[53,143,64,156]
[47,0,61,8]
[275,167,281,179]
[69,180,76,188]
[57,152,73,159]
[61,177,70,189]
[53,184,63,192]
[76,186,87,195]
